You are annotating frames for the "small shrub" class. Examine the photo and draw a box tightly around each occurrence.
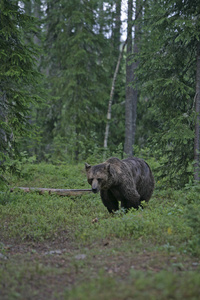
[184,203,200,256]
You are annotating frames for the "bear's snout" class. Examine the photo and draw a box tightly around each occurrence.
[91,179,99,193]
[92,188,98,193]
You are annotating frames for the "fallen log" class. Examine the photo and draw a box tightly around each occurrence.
[10,187,92,196]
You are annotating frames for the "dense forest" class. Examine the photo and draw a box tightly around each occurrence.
[1,0,200,187]
[1,2,200,298]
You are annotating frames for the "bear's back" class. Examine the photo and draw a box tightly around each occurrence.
[122,157,154,200]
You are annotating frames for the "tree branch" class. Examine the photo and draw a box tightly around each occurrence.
[11,187,92,196]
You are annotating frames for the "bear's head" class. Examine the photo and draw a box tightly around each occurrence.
[85,162,115,193]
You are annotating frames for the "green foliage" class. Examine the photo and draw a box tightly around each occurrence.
[1,0,200,296]
[151,114,194,187]
[65,270,200,300]
[33,0,114,161]
[185,204,200,256]
[135,0,200,186]
[182,183,200,256]
[0,161,200,299]
[15,0,127,162]
[1,161,199,257]
[0,0,42,177]
[1,0,200,188]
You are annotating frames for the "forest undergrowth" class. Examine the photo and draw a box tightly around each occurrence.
[0,161,200,300]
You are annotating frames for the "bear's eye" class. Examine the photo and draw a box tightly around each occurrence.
[88,179,93,185]
[97,178,102,182]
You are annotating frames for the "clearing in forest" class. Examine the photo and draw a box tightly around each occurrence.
[0,163,200,300]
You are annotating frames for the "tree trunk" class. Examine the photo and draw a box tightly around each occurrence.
[124,0,142,156]
[0,90,8,154]
[114,0,122,53]
[33,0,41,46]
[132,0,141,146]
[11,187,92,196]
[98,1,104,34]
[124,0,133,156]
[104,40,127,151]
[103,0,122,153]
[194,40,200,182]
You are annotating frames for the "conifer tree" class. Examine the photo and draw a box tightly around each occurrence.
[0,0,41,172]
[40,0,112,160]
[136,0,200,186]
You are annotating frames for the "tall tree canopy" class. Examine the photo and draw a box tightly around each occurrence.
[135,0,200,186]
[43,0,110,160]
[1,0,200,188]
[32,0,126,161]
[0,0,41,171]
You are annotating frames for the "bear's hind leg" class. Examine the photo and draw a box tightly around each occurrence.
[100,190,119,213]
[121,200,139,211]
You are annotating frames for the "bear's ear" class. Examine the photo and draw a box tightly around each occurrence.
[106,163,115,176]
[85,163,91,171]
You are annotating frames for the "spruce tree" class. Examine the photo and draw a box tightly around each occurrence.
[0,0,41,174]
[136,0,200,186]
[40,0,112,160]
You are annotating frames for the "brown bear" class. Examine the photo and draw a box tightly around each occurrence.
[85,157,154,213]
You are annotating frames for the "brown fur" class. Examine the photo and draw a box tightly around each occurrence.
[85,157,154,213]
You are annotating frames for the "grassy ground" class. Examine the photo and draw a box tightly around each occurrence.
[0,162,200,299]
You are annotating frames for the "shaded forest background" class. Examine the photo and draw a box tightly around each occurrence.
[1,0,200,188]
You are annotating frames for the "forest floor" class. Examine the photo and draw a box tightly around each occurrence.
[1,235,200,300]
[0,162,200,299]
